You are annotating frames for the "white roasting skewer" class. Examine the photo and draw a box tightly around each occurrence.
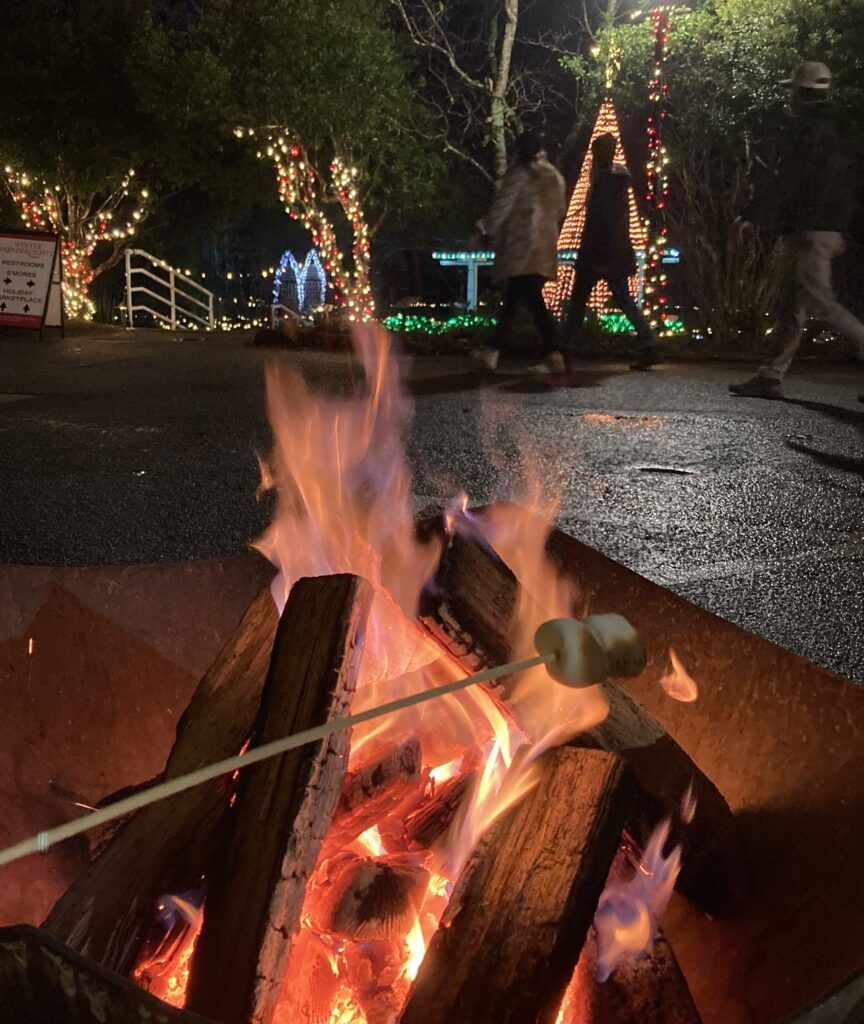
[0,614,645,870]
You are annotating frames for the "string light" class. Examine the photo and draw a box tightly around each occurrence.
[384,312,497,334]
[2,166,150,320]
[382,310,683,337]
[272,248,326,312]
[544,100,647,319]
[643,4,676,333]
[251,130,375,321]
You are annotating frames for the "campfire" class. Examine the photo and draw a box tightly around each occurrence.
[2,327,746,1024]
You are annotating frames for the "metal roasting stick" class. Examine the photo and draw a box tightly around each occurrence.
[0,651,556,870]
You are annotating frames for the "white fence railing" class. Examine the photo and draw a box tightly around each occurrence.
[124,249,215,330]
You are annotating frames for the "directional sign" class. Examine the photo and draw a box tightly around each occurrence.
[0,231,59,330]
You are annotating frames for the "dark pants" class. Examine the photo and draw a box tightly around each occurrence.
[562,269,656,352]
[493,274,558,354]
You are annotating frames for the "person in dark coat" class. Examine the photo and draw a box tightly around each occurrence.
[472,132,566,372]
[555,133,657,372]
[730,62,864,400]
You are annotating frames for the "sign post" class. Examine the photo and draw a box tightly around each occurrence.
[0,231,62,336]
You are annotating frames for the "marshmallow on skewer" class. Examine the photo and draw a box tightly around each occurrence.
[583,614,647,677]
[534,615,646,689]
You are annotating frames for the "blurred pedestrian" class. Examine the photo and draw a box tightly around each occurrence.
[472,132,566,372]
[539,133,657,374]
[730,62,864,400]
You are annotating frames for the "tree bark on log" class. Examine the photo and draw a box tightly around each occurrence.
[324,735,424,850]
[567,927,703,1024]
[399,747,633,1024]
[404,771,477,850]
[0,924,216,1024]
[42,587,279,974]
[185,574,372,1024]
[420,529,746,917]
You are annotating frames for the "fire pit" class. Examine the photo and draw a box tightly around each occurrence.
[1,327,862,1024]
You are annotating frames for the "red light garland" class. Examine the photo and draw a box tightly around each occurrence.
[2,165,150,320]
[245,129,374,322]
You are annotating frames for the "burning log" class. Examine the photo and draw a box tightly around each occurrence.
[325,735,424,850]
[0,924,214,1024]
[571,927,702,1024]
[404,771,477,850]
[185,573,372,1024]
[308,851,430,940]
[399,747,634,1024]
[42,587,279,974]
[421,529,746,918]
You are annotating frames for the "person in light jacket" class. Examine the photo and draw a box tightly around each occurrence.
[473,132,566,372]
[730,61,864,401]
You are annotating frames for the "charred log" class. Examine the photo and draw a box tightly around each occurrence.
[0,924,215,1024]
[42,587,279,974]
[422,528,747,917]
[404,771,477,850]
[185,573,372,1024]
[568,927,703,1024]
[399,747,633,1024]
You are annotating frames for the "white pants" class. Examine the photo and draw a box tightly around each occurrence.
[760,231,864,381]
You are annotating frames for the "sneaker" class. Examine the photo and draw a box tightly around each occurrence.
[729,375,784,399]
[528,351,566,375]
[471,346,500,371]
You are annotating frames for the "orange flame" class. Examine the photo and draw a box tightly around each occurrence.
[134,325,635,1019]
[659,646,699,702]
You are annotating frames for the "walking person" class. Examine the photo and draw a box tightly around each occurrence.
[538,132,657,374]
[472,132,566,371]
[730,62,864,400]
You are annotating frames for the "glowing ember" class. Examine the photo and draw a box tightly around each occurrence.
[659,646,699,702]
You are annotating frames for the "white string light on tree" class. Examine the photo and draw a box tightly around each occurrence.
[245,129,375,322]
[2,165,150,320]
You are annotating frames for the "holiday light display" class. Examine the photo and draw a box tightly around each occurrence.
[247,129,374,321]
[643,4,674,331]
[272,248,327,313]
[2,165,150,320]
[543,100,647,320]
[384,312,497,334]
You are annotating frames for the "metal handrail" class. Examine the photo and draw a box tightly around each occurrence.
[130,267,211,314]
[125,249,215,330]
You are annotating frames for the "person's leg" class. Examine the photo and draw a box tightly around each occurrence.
[561,269,598,354]
[800,232,864,359]
[608,277,657,368]
[477,276,525,368]
[730,237,809,397]
[521,275,559,356]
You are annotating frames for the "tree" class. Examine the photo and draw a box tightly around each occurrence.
[153,0,445,318]
[563,0,864,348]
[0,0,169,318]
[1,0,445,321]
[390,0,593,183]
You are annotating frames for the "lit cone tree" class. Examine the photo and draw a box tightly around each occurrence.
[248,130,374,322]
[543,98,646,321]
[2,166,151,320]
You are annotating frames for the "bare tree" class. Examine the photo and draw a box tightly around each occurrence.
[391,0,587,182]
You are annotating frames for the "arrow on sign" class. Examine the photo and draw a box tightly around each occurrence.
[2,278,10,285]
[0,303,6,311]
[26,280,35,288]
[23,304,30,313]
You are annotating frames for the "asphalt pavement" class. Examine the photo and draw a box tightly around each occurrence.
[1,330,862,682]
